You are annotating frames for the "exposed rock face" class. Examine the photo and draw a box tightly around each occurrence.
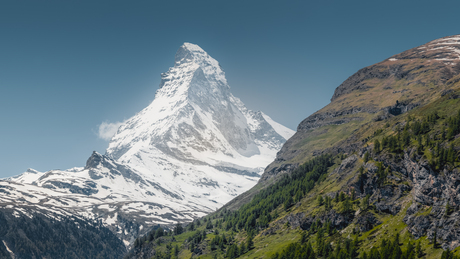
[297,108,371,132]
[403,153,460,250]
[345,150,460,250]
[300,210,354,231]
[354,212,382,232]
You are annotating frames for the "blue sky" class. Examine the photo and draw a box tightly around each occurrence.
[1,0,459,178]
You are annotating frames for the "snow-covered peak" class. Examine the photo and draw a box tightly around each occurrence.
[85,151,105,169]
[175,42,217,66]
[113,42,294,165]
[7,168,44,184]
[166,42,228,89]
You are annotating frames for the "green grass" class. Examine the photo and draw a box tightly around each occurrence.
[239,228,299,258]
[357,199,412,253]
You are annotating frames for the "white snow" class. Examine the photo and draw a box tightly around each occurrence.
[419,35,460,61]
[2,240,13,255]
[8,168,44,184]
[261,113,295,140]
[105,212,118,225]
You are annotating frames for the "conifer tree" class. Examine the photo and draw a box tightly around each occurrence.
[364,152,370,163]
[301,231,308,244]
[374,139,381,153]
[246,234,254,251]
[317,195,324,206]
[339,191,345,202]
[284,196,293,211]
[416,240,423,258]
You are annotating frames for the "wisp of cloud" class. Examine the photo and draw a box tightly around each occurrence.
[98,121,124,141]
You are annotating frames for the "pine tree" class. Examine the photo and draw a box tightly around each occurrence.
[441,248,453,259]
[339,191,345,202]
[301,231,308,244]
[155,227,164,239]
[284,196,293,211]
[206,219,213,229]
[317,195,324,206]
[240,242,246,255]
[364,152,370,163]
[416,240,423,258]
[341,196,352,213]
[246,234,254,251]
[361,195,370,210]
[374,139,381,153]
[316,227,325,256]
[174,244,179,256]
[188,222,195,231]
[295,189,303,203]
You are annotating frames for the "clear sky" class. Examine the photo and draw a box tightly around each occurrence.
[1,0,459,178]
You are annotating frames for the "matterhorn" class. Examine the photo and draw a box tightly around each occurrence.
[105,43,294,211]
[1,43,294,246]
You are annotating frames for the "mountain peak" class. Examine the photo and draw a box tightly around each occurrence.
[159,43,227,93]
[182,42,205,53]
[174,42,214,65]
[391,34,460,62]
[85,151,104,169]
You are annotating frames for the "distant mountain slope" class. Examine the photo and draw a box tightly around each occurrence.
[0,210,126,259]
